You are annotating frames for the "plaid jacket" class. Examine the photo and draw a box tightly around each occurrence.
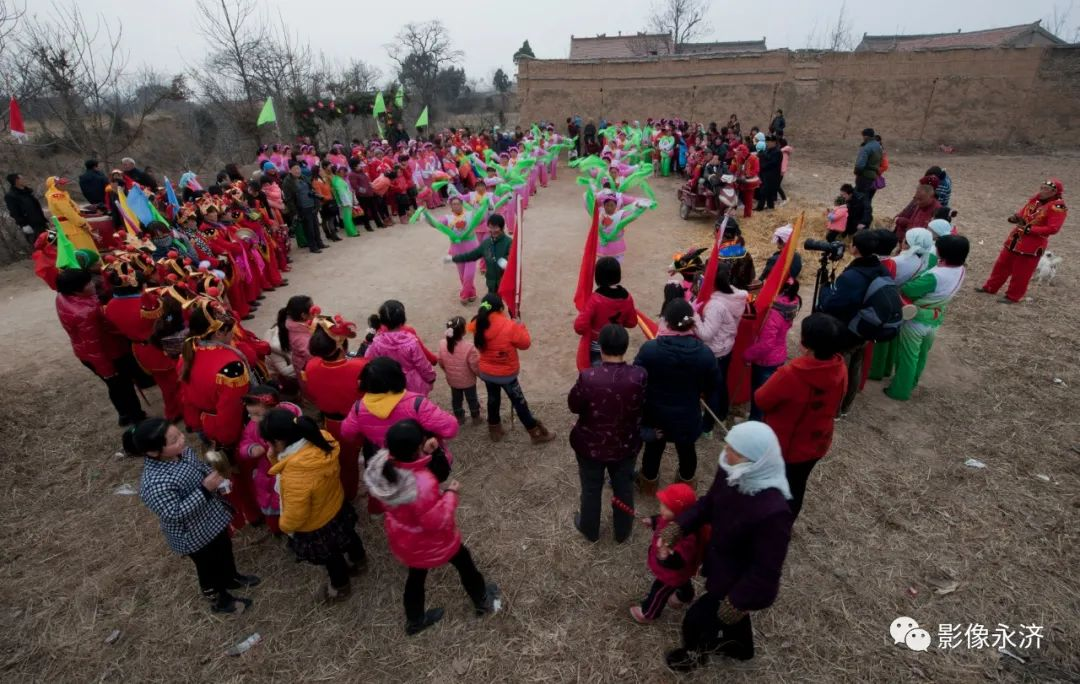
[140,447,232,555]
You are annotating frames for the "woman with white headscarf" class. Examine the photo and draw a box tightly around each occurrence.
[869,227,936,381]
[659,421,794,673]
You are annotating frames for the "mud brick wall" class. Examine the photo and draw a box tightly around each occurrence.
[517,46,1080,146]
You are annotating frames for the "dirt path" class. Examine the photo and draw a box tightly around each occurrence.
[1,151,1079,682]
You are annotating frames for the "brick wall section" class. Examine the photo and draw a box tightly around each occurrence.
[516,46,1080,146]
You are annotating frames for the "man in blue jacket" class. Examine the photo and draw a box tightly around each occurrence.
[817,230,887,414]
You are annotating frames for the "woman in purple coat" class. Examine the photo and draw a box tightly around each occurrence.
[658,421,794,673]
[568,325,647,543]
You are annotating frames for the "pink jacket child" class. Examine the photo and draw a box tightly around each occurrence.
[437,336,480,390]
[827,202,848,235]
[630,483,704,624]
[743,292,800,369]
[780,144,794,176]
[341,390,459,462]
[364,329,437,395]
[237,398,302,534]
[365,449,461,568]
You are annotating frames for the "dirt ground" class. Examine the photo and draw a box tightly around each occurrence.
[1,146,1079,683]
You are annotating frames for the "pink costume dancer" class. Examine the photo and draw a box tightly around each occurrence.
[416,197,486,304]
[536,141,550,188]
[593,190,651,263]
[546,130,561,180]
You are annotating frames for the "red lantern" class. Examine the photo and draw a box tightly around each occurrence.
[308,106,315,113]
[317,101,324,109]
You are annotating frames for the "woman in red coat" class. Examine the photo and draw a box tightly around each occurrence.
[733,144,760,218]
[303,314,367,501]
[752,313,847,519]
[363,419,498,635]
[573,257,638,370]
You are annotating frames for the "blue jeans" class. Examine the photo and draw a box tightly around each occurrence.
[483,376,537,430]
[701,353,731,433]
[748,364,780,421]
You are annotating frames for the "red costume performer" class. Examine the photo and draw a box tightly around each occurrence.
[734,146,760,218]
[179,297,261,529]
[32,230,59,290]
[302,314,367,500]
[103,283,184,422]
[979,179,1067,303]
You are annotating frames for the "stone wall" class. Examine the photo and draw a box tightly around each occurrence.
[516,46,1080,146]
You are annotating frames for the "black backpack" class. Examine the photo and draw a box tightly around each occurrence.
[850,273,903,342]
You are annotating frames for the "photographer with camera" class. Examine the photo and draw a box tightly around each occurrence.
[812,230,903,415]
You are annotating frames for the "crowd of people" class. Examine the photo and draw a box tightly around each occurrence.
[3,105,1068,673]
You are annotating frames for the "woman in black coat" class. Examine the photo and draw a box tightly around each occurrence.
[633,298,716,494]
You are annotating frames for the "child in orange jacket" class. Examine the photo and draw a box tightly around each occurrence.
[467,293,555,445]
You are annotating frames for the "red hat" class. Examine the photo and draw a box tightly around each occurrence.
[656,483,696,516]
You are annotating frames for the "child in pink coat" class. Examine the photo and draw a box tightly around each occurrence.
[630,483,703,624]
[363,419,499,635]
[363,300,436,395]
[743,280,801,420]
[826,196,848,239]
[237,386,302,534]
[276,295,315,386]
[437,316,482,425]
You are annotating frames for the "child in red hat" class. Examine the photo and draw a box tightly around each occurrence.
[630,483,704,624]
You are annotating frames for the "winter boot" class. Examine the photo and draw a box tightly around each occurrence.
[527,421,556,445]
[489,422,506,442]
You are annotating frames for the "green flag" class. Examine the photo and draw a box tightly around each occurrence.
[257,97,276,126]
[375,118,385,139]
[372,91,386,116]
[52,217,78,269]
[415,105,428,129]
[394,86,404,108]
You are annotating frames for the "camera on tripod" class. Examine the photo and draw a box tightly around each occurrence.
[803,239,845,261]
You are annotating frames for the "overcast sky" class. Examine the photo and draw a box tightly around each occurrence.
[59,0,1076,88]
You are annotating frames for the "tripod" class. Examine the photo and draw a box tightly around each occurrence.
[810,252,840,313]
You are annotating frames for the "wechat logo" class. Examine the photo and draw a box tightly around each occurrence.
[890,616,931,652]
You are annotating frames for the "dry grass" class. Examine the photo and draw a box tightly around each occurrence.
[1,147,1079,682]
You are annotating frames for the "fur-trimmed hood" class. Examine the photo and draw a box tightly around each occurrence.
[363,449,418,506]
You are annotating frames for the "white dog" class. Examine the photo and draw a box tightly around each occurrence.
[1034,251,1063,284]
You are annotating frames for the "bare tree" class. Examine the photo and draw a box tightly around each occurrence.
[1043,3,1080,40]
[827,1,854,51]
[804,1,855,51]
[386,21,463,113]
[194,0,263,108]
[647,0,711,46]
[18,5,182,163]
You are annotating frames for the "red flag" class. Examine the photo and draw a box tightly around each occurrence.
[574,203,601,312]
[694,215,728,313]
[573,203,602,369]
[727,213,805,404]
[9,97,27,140]
[498,195,523,317]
